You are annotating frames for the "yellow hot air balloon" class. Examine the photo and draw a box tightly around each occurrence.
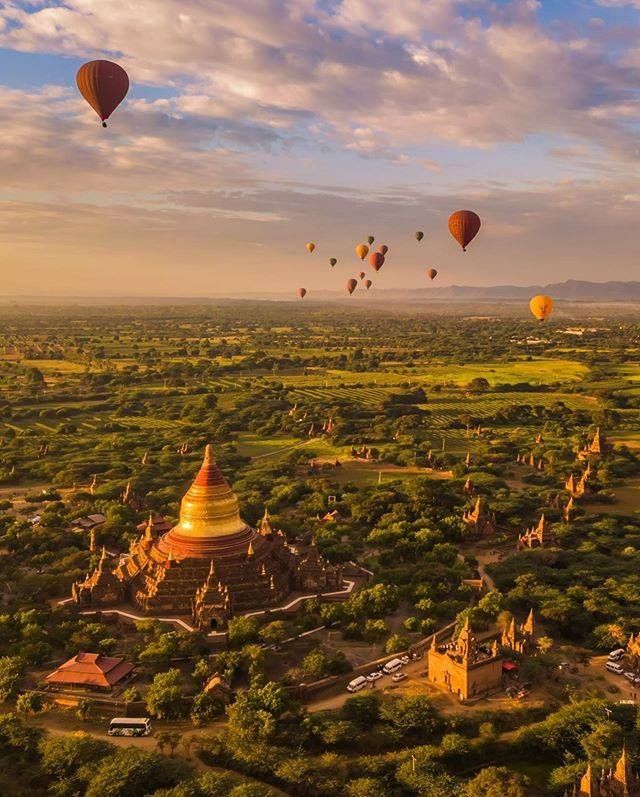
[529,295,554,321]
[305,242,315,253]
[355,243,369,260]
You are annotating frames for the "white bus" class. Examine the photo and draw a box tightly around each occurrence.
[108,717,152,737]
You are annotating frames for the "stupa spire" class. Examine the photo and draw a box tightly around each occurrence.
[166,444,247,541]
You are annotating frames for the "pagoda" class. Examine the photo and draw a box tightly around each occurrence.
[518,515,555,550]
[576,746,639,796]
[462,496,497,537]
[73,445,342,629]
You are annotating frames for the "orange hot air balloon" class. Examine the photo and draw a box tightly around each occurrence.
[364,279,372,290]
[427,268,438,281]
[369,252,384,272]
[378,244,388,255]
[346,278,358,295]
[305,242,315,253]
[358,271,365,280]
[76,60,129,127]
[529,295,554,321]
[297,288,307,299]
[448,210,481,251]
[355,243,369,260]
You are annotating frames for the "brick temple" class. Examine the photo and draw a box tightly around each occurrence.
[72,445,342,629]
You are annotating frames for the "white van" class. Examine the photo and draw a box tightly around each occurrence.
[383,658,404,675]
[346,676,368,693]
[608,649,625,662]
[606,661,624,675]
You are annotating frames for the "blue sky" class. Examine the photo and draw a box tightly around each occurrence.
[0,0,639,297]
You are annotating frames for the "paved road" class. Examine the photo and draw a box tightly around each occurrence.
[306,655,429,713]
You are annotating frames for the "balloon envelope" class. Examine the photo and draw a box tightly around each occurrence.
[297,288,307,299]
[76,60,129,126]
[378,244,388,255]
[367,235,375,245]
[346,278,358,295]
[364,279,372,290]
[415,231,424,242]
[355,243,369,260]
[448,210,481,251]
[369,252,384,272]
[358,271,365,280]
[305,242,315,253]
[529,295,554,321]
[427,268,438,281]
[329,257,337,267]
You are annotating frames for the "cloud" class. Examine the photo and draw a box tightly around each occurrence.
[0,1,638,294]
[0,0,638,159]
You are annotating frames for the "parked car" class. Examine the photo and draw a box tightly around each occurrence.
[392,672,408,682]
[624,671,640,684]
[606,661,625,675]
[366,671,383,682]
[399,655,410,665]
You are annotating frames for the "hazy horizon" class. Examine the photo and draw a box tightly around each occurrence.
[1,1,640,296]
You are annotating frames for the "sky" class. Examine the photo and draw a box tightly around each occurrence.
[0,0,639,297]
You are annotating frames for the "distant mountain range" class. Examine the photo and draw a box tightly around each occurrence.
[2,279,640,304]
[412,280,640,301]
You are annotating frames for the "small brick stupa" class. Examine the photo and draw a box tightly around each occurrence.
[73,445,342,629]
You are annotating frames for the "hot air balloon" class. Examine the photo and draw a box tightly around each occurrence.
[364,279,372,290]
[529,295,554,321]
[369,252,384,272]
[415,231,424,242]
[76,60,130,127]
[448,210,481,251]
[427,268,438,281]
[329,257,337,267]
[356,243,369,260]
[305,242,315,253]
[297,288,307,299]
[367,235,375,245]
[378,244,388,255]
[358,271,365,280]
[346,278,358,295]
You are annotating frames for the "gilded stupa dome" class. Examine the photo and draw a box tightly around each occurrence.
[172,445,246,538]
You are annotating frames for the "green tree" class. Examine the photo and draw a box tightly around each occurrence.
[0,656,24,702]
[146,669,185,720]
[464,766,528,797]
[39,732,113,796]
[227,616,260,648]
[85,748,190,797]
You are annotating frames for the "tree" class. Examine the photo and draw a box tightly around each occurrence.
[15,691,46,716]
[380,695,442,738]
[0,656,25,702]
[39,732,113,796]
[146,669,185,720]
[465,766,527,797]
[155,730,180,756]
[76,698,92,722]
[342,692,381,727]
[259,621,287,648]
[347,778,384,797]
[384,633,408,654]
[85,748,191,797]
[226,680,296,743]
[227,616,260,648]
[190,691,222,727]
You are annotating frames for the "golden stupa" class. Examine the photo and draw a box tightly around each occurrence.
[72,444,344,628]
